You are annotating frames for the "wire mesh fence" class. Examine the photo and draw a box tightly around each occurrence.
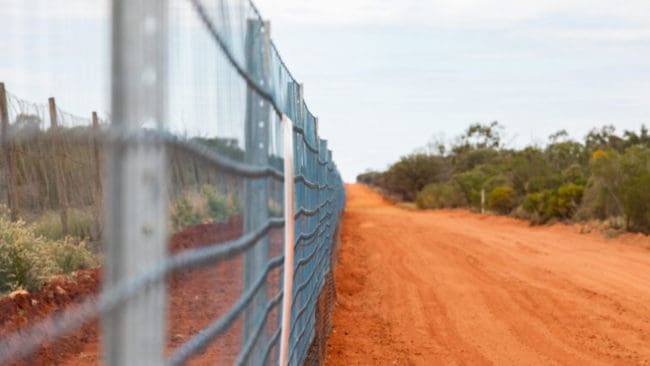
[0,0,345,365]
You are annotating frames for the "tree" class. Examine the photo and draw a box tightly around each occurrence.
[581,149,624,220]
[451,167,491,209]
[456,121,504,150]
[548,129,569,144]
[356,170,384,186]
[623,125,650,148]
[507,147,557,196]
[585,125,625,152]
[450,147,501,173]
[619,146,650,232]
[545,140,589,174]
[426,132,447,156]
[382,154,450,201]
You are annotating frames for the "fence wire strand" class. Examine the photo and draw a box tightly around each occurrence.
[0,0,345,364]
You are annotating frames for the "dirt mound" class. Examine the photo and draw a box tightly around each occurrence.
[0,218,245,365]
[0,269,100,365]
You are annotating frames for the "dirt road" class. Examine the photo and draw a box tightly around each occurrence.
[326,184,650,365]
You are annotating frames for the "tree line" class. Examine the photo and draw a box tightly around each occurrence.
[358,122,650,234]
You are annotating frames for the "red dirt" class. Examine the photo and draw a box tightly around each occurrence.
[0,269,100,365]
[0,217,284,365]
[326,184,650,365]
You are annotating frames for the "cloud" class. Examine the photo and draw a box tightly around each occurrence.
[541,28,650,42]
[254,0,650,28]
[0,0,108,20]
[253,0,650,46]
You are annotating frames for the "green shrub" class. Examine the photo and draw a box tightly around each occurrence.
[562,164,586,185]
[554,184,585,218]
[619,146,650,232]
[0,209,97,294]
[202,185,241,222]
[507,147,557,195]
[578,151,624,220]
[523,184,584,221]
[416,183,465,209]
[32,208,96,241]
[171,195,203,231]
[203,185,229,223]
[51,240,98,275]
[523,192,545,214]
[584,146,650,232]
[358,123,650,232]
[382,154,450,201]
[171,187,242,231]
[488,186,517,214]
[356,171,384,186]
[451,168,490,209]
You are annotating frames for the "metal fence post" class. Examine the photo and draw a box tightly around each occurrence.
[243,18,271,365]
[290,83,306,362]
[279,115,295,366]
[0,82,19,221]
[103,0,168,365]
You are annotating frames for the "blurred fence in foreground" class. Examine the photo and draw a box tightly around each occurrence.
[0,0,345,365]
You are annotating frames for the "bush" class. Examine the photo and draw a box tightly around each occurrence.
[203,185,241,222]
[0,209,97,294]
[451,168,489,209]
[561,163,586,185]
[171,187,242,231]
[578,150,624,220]
[488,186,517,214]
[171,194,203,231]
[203,186,229,223]
[356,171,384,186]
[51,240,98,275]
[523,184,584,222]
[359,123,650,233]
[382,154,450,201]
[416,183,465,209]
[619,146,650,232]
[32,208,96,241]
[554,184,585,218]
[507,147,554,195]
[620,172,650,232]
[584,146,650,232]
[523,192,545,214]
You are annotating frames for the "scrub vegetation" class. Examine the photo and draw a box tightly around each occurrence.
[358,122,650,233]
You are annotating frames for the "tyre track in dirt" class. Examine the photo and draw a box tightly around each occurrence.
[326,184,650,365]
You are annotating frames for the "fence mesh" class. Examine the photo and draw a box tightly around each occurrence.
[0,0,345,365]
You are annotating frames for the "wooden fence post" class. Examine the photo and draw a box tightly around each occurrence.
[48,97,69,237]
[0,83,19,221]
[92,112,103,239]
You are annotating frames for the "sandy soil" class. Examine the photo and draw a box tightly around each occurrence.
[1,217,287,365]
[326,184,650,365]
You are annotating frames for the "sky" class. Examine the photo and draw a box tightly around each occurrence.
[2,0,650,181]
[255,0,650,181]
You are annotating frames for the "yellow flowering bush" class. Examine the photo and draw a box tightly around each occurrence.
[0,207,97,294]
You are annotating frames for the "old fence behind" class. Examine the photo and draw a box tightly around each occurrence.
[0,0,345,365]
